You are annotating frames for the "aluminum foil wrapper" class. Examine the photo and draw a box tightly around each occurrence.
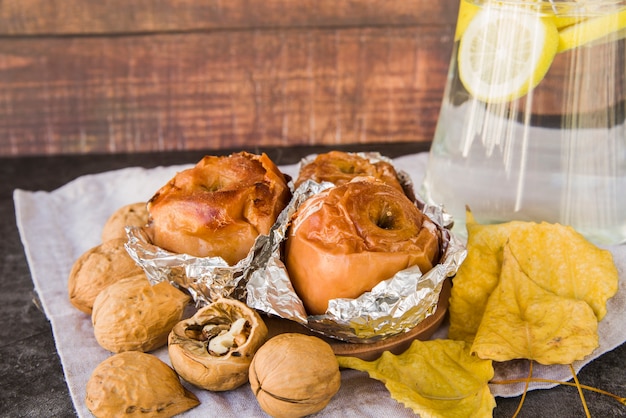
[125,226,250,305]
[124,151,466,343]
[246,177,466,343]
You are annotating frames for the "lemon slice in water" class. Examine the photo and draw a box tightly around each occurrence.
[458,6,559,103]
[455,0,481,41]
[558,9,626,52]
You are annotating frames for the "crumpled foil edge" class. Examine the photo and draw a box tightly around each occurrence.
[125,226,250,305]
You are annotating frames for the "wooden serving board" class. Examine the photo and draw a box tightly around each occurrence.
[263,278,451,361]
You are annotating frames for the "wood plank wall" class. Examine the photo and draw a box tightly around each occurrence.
[0,0,459,156]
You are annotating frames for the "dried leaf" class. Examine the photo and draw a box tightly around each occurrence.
[337,339,495,418]
[472,243,599,364]
[448,210,532,343]
[449,211,618,345]
[505,223,618,321]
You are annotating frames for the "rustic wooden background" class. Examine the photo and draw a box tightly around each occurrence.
[0,0,459,156]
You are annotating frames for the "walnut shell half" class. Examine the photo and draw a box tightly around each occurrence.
[249,333,341,418]
[168,297,268,391]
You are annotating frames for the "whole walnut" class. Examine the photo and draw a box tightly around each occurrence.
[86,351,199,418]
[92,275,190,353]
[68,238,143,314]
[249,333,341,418]
[168,298,268,391]
[101,201,149,242]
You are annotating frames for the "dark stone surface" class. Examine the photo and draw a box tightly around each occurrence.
[1,142,624,418]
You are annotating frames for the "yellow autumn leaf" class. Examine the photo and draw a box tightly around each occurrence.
[449,211,618,344]
[505,222,618,321]
[448,210,533,343]
[472,242,599,365]
[337,339,495,418]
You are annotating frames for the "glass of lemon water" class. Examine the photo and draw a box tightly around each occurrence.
[421,0,626,245]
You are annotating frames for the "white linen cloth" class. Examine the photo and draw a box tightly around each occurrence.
[13,152,626,417]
